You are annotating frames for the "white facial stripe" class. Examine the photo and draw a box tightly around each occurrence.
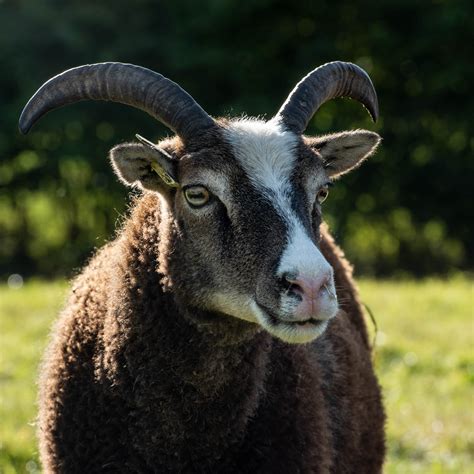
[223,118,299,235]
[224,118,332,280]
[218,118,337,343]
[278,222,332,280]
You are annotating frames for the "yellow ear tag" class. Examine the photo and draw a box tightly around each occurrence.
[135,134,180,188]
[150,161,180,188]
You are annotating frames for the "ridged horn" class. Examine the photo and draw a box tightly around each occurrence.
[19,62,216,143]
[274,61,379,134]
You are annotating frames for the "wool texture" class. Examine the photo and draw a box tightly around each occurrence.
[38,193,385,473]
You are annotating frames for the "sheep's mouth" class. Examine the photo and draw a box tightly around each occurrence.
[293,318,323,328]
[253,303,332,344]
[266,310,324,328]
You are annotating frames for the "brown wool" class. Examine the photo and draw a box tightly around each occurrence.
[37,193,385,474]
[20,61,386,473]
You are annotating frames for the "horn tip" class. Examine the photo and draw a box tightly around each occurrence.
[18,117,31,135]
[19,103,34,134]
[370,105,379,123]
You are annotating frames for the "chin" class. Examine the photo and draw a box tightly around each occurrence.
[251,302,339,344]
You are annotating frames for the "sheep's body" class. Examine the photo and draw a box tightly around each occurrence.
[21,61,387,473]
[39,194,385,473]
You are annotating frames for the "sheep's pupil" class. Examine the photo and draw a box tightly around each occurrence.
[185,188,208,206]
[191,191,203,200]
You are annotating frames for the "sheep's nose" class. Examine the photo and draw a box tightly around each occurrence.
[282,272,331,299]
[282,271,333,318]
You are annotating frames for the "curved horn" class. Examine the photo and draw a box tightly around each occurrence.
[274,61,379,134]
[19,62,216,143]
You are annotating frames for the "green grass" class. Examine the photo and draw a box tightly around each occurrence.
[0,277,472,473]
[361,277,474,473]
[0,280,68,474]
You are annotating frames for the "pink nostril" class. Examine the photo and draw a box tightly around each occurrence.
[282,273,301,295]
[283,272,331,301]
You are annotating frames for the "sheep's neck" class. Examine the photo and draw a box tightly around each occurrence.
[164,302,272,396]
[106,193,274,460]
[106,277,272,461]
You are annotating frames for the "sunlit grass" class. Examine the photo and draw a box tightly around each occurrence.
[360,277,473,473]
[0,277,472,472]
[0,280,68,474]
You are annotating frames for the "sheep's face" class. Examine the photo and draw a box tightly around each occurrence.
[20,61,380,344]
[111,119,380,344]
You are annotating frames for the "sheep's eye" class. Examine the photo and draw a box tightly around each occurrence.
[184,186,210,208]
[316,186,329,204]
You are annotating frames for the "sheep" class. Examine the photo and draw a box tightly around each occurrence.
[20,61,386,473]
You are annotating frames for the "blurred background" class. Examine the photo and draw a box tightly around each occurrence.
[2,0,473,278]
[0,0,472,473]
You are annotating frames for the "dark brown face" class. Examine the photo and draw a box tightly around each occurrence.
[111,118,380,344]
[159,119,336,344]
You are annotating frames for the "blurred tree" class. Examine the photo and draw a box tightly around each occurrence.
[1,0,473,277]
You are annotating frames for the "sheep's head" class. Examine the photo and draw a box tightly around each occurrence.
[20,62,380,344]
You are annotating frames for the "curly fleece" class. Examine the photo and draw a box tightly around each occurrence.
[38,193,385,473]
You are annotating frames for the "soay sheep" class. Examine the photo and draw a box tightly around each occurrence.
[20,61,385,473]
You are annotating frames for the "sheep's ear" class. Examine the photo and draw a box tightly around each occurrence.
[110,141,179,193]
[309,130,381,178]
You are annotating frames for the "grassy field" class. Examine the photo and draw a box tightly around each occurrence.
[0,277,472,473]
